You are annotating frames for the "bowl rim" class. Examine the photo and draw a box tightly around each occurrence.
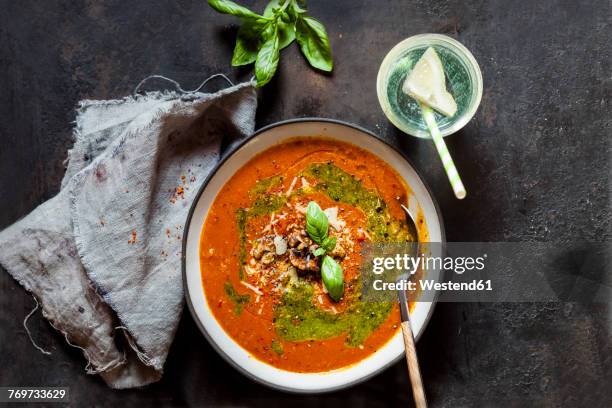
[181,117,446,393]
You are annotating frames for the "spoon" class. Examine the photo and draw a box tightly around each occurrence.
[399,202,427,408]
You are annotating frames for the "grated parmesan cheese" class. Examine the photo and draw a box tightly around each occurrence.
[273,235,287,255]
[240,280,263,296]
[295,203,307,214]
[324,207,346,231]
[244,265,257,275]
[286,176,298,196]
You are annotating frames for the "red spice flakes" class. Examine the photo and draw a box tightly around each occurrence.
[169,186,185,204]
[189,175,196,183]
[128,230,137,244]
[180,175,187,185]
[165,228,171,238]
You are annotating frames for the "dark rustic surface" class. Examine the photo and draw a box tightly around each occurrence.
[1,0,610,407]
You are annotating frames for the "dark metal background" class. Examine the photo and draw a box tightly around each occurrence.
[0,0,610,406]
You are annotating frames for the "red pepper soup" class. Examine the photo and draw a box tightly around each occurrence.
[200,138,423,372]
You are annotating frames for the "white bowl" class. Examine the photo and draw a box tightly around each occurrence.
[182,119,445,393]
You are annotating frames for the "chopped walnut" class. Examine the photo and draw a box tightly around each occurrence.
[289,249,320,272]
[330,242,346,258]
[251,235,274,259]
[261,252,275,265]
[297,239,311,251]
[288,229,312,250]
[288,232,300,248]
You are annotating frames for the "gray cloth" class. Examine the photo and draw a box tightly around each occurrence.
[0,81,257,388]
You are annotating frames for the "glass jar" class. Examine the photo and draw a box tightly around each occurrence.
[377,34,483,138]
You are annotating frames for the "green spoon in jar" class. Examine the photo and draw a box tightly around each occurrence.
[403,47,466,200]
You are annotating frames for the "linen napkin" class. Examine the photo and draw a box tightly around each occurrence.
[0,80,257,388]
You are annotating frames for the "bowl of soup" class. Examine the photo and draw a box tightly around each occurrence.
[183,119,444,392]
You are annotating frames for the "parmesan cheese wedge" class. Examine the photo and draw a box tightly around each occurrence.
[402,47,457,117]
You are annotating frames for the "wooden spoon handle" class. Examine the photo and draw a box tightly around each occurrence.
[401,320,427,408]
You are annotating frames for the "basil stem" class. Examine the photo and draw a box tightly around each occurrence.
[321,236,336,252]
[264,0,296,50]
[208,0,266,21]
[313,247,326,257]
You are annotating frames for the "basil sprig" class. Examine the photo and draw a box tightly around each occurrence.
[208,0,333,87]
[305,201,343,301]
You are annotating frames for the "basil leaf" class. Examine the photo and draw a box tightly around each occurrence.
[306,201,328,244]
[232,22,264,66]
[263,0,282,17]
[313,237,335,257]
[276,20,295,50]
[321,255,344,302]
[264,0,295,50]
[255,24,280,87]
[290,0,306,14]
[286,1,304,23]
[313,247,326,257]
[207,0,264,21]
[295,16,333,72]
[321,236,336,252]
